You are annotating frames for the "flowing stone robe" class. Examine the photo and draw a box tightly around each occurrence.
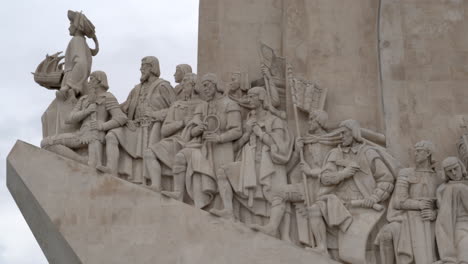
[317,144,395,263]
[149,99,203,173]
[228,111,293,224]
[177,96,242,208]
[381,168,440,264]
[62,35,92,95]
[435,181,468,264]
[109,78,175,182]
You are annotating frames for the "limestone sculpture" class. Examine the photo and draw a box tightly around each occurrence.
[41,71,127,168]
[161,73,242,209]
[97,56,175,184]
[143,73,203,191]
[306,119,396,263]
[376,140,441,264]
[26,7,468,264]
[435,157,468,264]
[173,64,193,100]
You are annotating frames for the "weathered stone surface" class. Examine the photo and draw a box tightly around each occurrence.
[7,141,337,264]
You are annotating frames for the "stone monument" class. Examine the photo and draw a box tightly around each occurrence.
[7,3,468,264]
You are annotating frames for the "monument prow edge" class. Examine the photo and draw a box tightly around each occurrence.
[7,140,339,264]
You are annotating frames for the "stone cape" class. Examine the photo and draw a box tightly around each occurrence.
[7,141,338,264]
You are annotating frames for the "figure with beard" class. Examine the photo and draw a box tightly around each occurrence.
[57,10,99,101]
[42,71,127,167]
[173,64,193,100]
[435,157,468,264]
[161,73,242,209]
[97,56,175,183]
[143,73,204,191]
[375,140,441,264]
[211,87,294,242]
[306,119,395,262]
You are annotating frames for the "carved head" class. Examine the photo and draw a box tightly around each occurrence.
[339,119,363,147]
[308,110,328,133]
[414,140,436,166]
[174,64,192,84]
[67,10,95,38]
[247,86,268,109]
[181,73,198,99]
[200,73,220,100]
[140,56,160,82]
[441,156,467,181]
[89,71,109,91]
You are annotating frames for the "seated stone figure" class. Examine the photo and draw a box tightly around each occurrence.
[143,73,203,191]
[212,86,294,241]
[435,157,468,264]
[97,56,175,184]
[161,73,242,209]
[375,140,441,264]
[306,119,395,263]
[42,71,127,168]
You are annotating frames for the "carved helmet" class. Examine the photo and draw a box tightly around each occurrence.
[90,71,109,90]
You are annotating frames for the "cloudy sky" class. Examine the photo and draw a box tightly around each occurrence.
[0,1,199,263]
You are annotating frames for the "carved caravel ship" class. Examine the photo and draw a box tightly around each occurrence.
[32,51,64,89]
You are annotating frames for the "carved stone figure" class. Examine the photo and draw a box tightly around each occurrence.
[161,73,242,209]
[143,73,203,191]
[212,86,294,241]
[307,119,395,263]
[376,140,441,264]
[435,157,468,264]
[57,10,99,101]
[173,64,193,100]
[97,56,175,183]
[42,71,127,167]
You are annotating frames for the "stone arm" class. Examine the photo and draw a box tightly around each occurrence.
[146,82,176,122]
[233,130,252,152]
[218,109,242,143]
[368,157,394,203]
[161,106,184,138]
[259,127,282,147]
[66,98,90,124]
[190,112,204,138]
[394,176,421,210]
[320,159,350,186]
[101,108,128,131]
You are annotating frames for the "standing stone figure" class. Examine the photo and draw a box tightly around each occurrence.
[173,64,193,100]
[162,73,242,209]
[376,140,441,264]
[57,10,99,101]
[143,73,203,191]
[212,87,294,241]
[435,157,468,264]
[307,119,395,262]
[42,71,127,167]
[97,56,175,183]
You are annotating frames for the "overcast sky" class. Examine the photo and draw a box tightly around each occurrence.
[0,1,199,263]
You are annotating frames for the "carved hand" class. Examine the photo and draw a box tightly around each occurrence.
[90,120,104,131]
[192,124,206,136]
[342,166,359,178]
[420,209,437,221]
[295,137,304,151]
[245,119,255,134]
[419,199,434,210]
[260,63,271,78]
[86,103,97,114]
[362,197,377,208]
[252,124,263,137]
[126,120,137,131]
[204,132,220,143]
[300,162,319,178]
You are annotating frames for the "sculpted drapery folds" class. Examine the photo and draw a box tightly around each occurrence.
[307,119,395,263]
[211,86,294,240]
[161,73,242,209]
[143,72,203,191]
[376,140,441,264]
[97,56,175,183]
[435,157,468,264]
[42,71,127,167]
[57,10,99,101]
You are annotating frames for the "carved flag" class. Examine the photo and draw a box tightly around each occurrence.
[290,77,327,113]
